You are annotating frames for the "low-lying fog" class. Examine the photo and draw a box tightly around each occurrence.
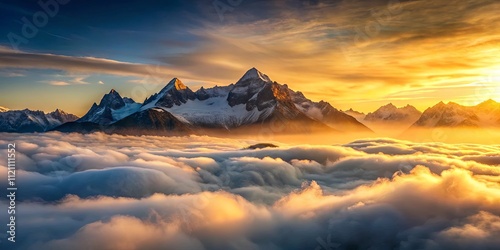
[1,132,499,250]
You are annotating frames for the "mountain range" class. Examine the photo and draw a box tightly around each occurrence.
[410,99,500,128]
[364,103,422,124]
[1,68,499,137]
[347,103,422,135]
[54,68,372,135]
[0,109,78,133]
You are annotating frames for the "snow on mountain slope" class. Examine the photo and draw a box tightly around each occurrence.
[289,88,372,132]
[52,67,377,135]
[167,96,271,128]
[0,106,9,112]
[195,85,232,100]
[142,78,196,109]
[0,109,79,132]
[79,89,140,125]
[47,109,79,125]
[410,100,500,128]
[364,103,421,123]
[400,100,500,142]
[149,69,279,129]
[112,102,142,121]
[137,68,341,133]
[140,78,248,127]
[238,67,272,83]
[226,70,272,108]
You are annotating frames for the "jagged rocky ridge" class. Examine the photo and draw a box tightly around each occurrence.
[55,68,373,135]
[409,99,500,128]
[0,109,79,132]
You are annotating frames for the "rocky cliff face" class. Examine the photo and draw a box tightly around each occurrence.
[0,109,79,132]
[55,68,374,135]
[79,89,141,125]
[143,78,196,108]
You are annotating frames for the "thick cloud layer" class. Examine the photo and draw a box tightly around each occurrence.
[0,133,499,250]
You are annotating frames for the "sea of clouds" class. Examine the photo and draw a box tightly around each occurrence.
[1,132,500,250]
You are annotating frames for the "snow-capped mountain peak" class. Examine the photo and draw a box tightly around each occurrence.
[142,78,196,109]
[51,67,373,134]
[47,109,79,124]
[99,89,126,110]
[364,103,421,123]
[411,102,479,128]
[79,89,141,125]
[160,78,188,93]
[0,108,79,132]
[238,67,272,83]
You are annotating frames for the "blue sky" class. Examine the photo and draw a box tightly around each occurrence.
[1,0,499,115]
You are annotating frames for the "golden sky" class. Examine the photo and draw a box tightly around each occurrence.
[1,0,499,114]
[184,0,500,112]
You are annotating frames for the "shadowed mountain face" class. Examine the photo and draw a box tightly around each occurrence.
[109,108,193,135]
[53,67,371,136]
[0,109,79,133]
[143,78,197,108]
[4,69,500,137]
[79,89,141,125]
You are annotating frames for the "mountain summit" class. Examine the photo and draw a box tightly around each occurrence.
[0,108,79,132]
[162,78,188,91]
[142,78,196,109]
[238,67,272,83]
[79,89,141,125]
[410,100,500,128]
[361,103,422,135]
[54,67,372,135]
[100,89,126,110]
[365,103,421,123]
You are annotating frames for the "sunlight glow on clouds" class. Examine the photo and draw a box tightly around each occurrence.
[0,132,499,249]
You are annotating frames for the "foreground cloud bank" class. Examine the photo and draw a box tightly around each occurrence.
[1,133,499,250]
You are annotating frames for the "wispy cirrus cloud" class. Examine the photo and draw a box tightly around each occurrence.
[0,46,193,81]
[155,0,500,110]
[43,75,92,86]
[2,0,500,113]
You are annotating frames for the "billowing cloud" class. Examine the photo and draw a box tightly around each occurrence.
[0,132,499,249]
